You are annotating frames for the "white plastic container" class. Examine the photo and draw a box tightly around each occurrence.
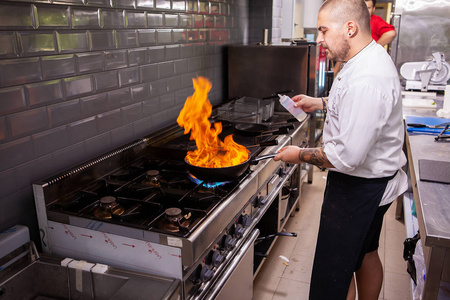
[278,94,306,121]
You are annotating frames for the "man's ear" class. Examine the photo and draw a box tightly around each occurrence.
[346,21,358,37]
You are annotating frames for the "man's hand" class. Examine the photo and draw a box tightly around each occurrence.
[291,95,323,113]
[274,146,301,164]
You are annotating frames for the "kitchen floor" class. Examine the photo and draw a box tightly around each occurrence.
[253,167,412,300]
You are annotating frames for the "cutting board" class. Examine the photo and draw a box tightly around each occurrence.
[405,116,450,134]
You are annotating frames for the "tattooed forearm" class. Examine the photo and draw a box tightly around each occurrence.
[298,147,334,168]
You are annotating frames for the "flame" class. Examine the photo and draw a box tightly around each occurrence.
[177,77,249,168]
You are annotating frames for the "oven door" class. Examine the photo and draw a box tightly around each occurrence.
[199,229,260,300]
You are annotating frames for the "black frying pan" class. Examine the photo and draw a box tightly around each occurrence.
[234,123,294,136]
[186,153,277,182]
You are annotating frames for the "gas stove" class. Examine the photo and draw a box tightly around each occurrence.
[33,109,309,299]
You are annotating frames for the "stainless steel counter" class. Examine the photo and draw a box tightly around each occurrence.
[403,94,450,300]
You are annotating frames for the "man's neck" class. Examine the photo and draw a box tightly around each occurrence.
[345,37,373,62]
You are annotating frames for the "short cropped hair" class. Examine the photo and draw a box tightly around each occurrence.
[320,0,371,35]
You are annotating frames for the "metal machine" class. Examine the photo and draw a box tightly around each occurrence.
[401,52,450,92]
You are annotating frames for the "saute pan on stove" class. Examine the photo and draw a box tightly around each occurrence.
[186,152,278,182]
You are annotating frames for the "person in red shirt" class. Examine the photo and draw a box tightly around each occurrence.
[366,0,396,46]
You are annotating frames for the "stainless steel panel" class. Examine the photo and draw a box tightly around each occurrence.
[165,14,179,27]
[126,11,146,28]
[0,4,34,29]
[148,13,164,27]
[77,51,104,73]
[7,107,49,137]
[138,29,157,46]
[42,54,76,80]
[128,47,147,66]
[36,6,69,28]
[0,57,42,88]
[26,80,63,107]
[392,0,450,74]
[101,9,125,29]
[56,31,89,53]
[117,30,138,48]
[105,49,128,69]
[157,29,172,44]
[64,75,94,99]
[72,8,100,29]
[119,66,140,86]
[18,32,56,55]
[228,45,315,102]
[89,30,116,50]
[94,70,119,91]
[0,32,18,58]
[0,86,26,114]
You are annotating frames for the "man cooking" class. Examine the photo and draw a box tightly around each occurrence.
[273,0,408,299]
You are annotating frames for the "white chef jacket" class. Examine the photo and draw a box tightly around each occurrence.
[323,40,408,205]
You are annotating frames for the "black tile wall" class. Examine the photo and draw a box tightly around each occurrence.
[0,0,251,246]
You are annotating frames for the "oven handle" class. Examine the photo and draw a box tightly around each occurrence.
[195,229,260,300]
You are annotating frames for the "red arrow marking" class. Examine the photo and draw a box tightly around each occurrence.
[122,243,135,248]
[81,234,93,238]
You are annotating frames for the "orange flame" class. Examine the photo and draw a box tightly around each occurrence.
[177,77,249,168]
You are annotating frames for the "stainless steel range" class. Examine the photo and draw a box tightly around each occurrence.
[33,106,309,299]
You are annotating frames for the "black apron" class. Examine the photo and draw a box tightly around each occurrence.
[309,170,397,300]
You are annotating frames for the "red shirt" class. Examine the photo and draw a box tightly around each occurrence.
[370,15,395,41]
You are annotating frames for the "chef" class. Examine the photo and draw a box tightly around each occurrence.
[274,0,408,299]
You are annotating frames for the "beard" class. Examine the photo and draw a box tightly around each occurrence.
[325,35,350,62]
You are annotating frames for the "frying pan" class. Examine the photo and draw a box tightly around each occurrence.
[186,153,278,182]
[234,123,294,136]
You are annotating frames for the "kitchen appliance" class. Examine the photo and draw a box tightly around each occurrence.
[33,106,309,299]
[400,52,450,92]
[0,225,181,300]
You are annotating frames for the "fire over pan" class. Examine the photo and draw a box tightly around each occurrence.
[186,153,278,182]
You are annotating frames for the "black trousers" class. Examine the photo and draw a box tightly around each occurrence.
[309,171,395,300]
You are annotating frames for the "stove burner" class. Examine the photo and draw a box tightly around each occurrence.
[94,196,125,219]
[159,207,191,233]
[188,173,230,189]
[145,170,161,187]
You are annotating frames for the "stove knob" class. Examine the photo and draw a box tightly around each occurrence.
[212,250,224,267]
[256,195,268,207]
[242,214,252,227]
[200,265,214,282]
[235,224,245,239]
[224,234,237,250]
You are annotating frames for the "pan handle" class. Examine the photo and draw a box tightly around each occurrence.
[250,153,277,165]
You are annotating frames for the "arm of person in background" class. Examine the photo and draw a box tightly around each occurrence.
[376,29,396,47]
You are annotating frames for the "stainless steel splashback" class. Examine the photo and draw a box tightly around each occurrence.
[227,44,318,111]
[390,0,450,79]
